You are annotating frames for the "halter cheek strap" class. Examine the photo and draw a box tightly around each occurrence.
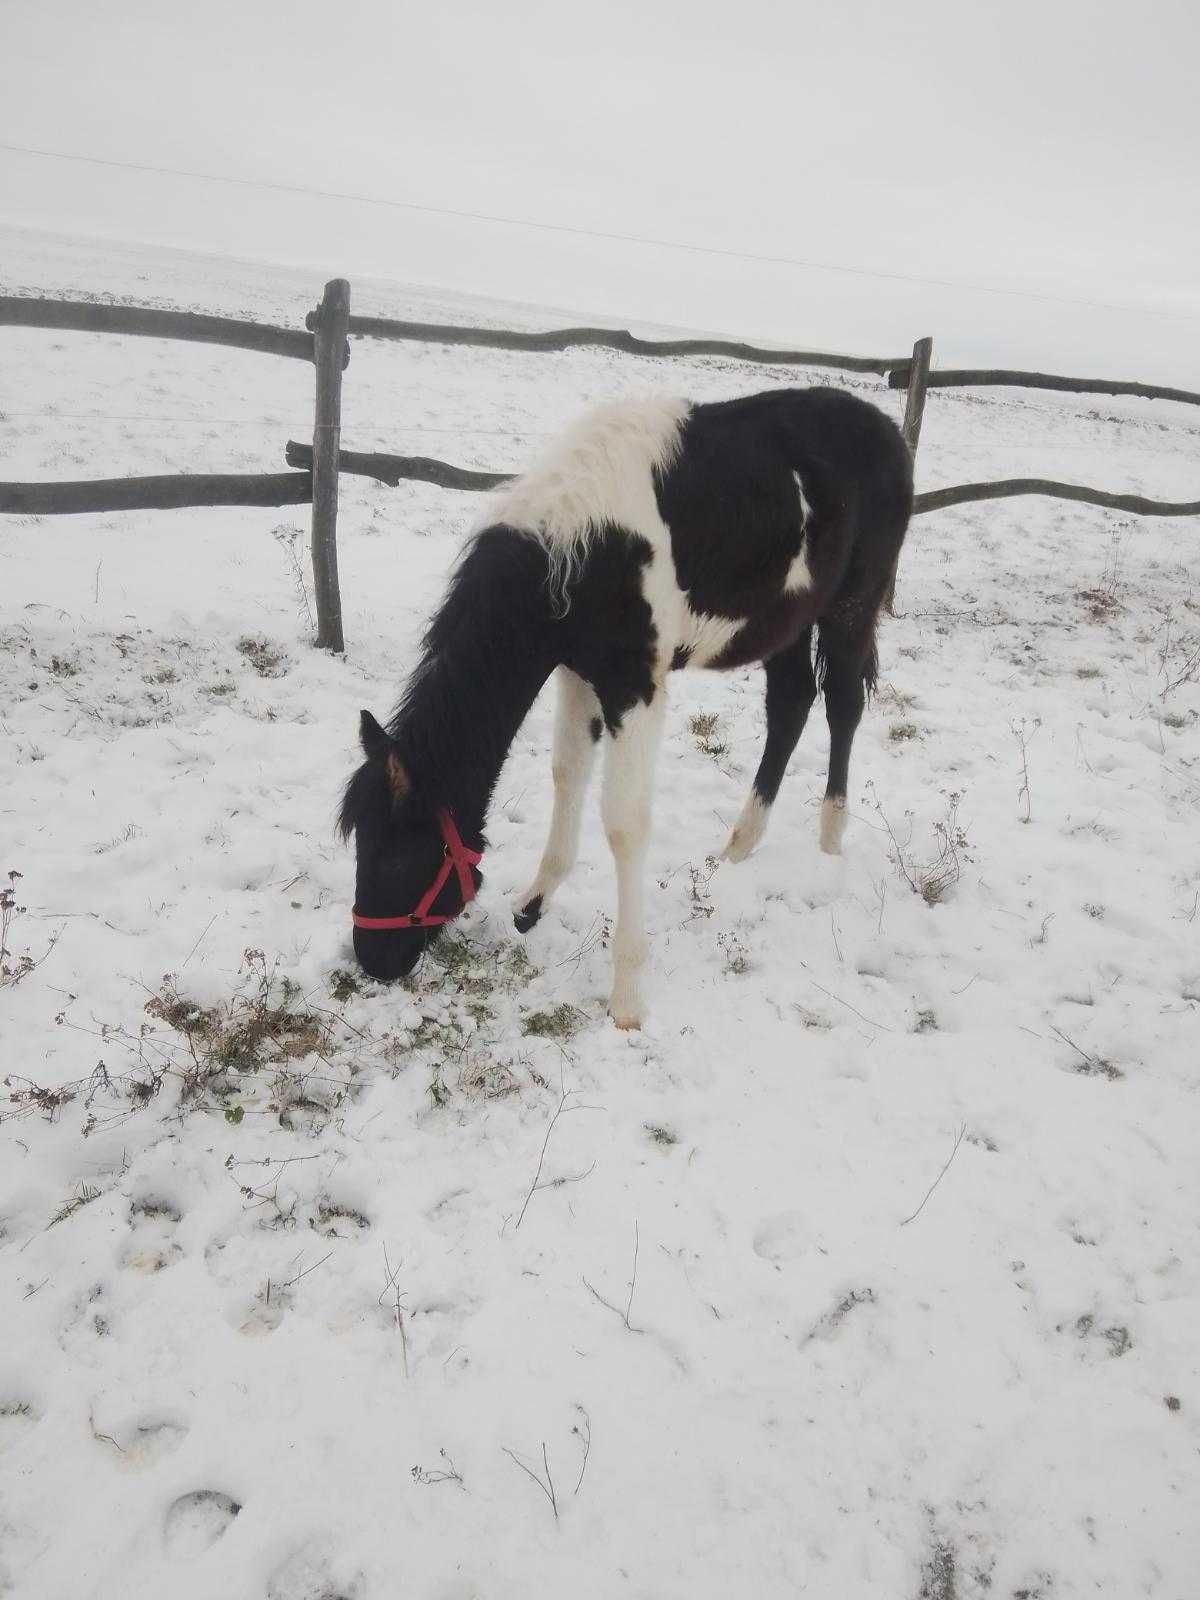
[352,810,482,931]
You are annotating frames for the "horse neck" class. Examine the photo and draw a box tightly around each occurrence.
[392,531,558,833]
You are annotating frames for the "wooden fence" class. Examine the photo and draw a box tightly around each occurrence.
[2,283,1198,652]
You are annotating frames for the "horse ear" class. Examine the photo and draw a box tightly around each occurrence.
[385,751,410,798]
[359,709,390,759]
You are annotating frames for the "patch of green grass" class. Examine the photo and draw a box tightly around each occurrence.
[458,1052,519,1098]
[329,968,360,1003]
[426,1065,450,1109]
[315,1199,370,1235]
[434,933,536,996]
[237,636,286,678]
[889,721,920,742]
[522,1003,584,1040]
[436,935,486,983]
[146,955,332,1101]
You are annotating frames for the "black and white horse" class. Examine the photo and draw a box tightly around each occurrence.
[341,387,913,1026]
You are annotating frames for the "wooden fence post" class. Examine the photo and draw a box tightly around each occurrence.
[885,334,933,613]
[901,335,933,457]
[308,279,351,652]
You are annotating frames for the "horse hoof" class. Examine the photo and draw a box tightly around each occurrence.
[819,796,847,855]
[513,895,543,935]
[722,830,753,863]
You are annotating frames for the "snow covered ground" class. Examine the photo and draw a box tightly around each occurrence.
[2,225,1198,1600]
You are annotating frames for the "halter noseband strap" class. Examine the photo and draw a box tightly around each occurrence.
[352,809,482,931]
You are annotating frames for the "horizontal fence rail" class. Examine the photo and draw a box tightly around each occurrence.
[912,479,1200,518]
[9,454,1197,523]
[0,472,312,516]
[286,439,510,492]
[0,295,315,363]
[286,440,1200,520]
[347,314,909,376]
[887,364,1200,408]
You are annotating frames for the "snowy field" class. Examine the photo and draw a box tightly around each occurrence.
[2,225,1199,1600]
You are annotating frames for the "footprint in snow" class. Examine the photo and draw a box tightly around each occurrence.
[266,1541,358,1600]
[163,1489,241,1558]
[58,1282,115,1356]
[312,1199,371,1240]
[117,1416,190,1469]
[752,1211,814,1265]
[232,1288,288,1338]
[0,1399,40,1455]
[122,1196,184,1274]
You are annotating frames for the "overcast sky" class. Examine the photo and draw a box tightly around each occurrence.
[3,0,1198,383]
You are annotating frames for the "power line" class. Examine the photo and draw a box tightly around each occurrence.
[3,139,1197,325]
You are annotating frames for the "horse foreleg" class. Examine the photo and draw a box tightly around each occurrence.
[602,685,666,1029]
[514,667,601,933]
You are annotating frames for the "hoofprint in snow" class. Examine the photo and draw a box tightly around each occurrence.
[1,224,1198,1599]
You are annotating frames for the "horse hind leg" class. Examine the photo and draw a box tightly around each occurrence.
[816,618,878,855]
[724,629,817,862]
[513,667,602,932]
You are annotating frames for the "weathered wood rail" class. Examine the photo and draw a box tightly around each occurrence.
[346,313,909,375]
[887,364,1200,408]
[912,479,1200,518]
[285,441,1200,521]
[0,294,315,363]
[0,472,312,516]
[285,440,510,493]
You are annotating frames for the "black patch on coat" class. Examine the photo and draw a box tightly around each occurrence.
[655,387,911,669]
[555,525,658,735]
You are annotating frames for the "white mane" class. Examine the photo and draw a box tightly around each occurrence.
[481,394,691,613]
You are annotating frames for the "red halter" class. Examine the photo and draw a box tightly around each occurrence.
[352,809,482,931]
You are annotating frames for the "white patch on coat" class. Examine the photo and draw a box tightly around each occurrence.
[482,393,692,614]
[784,471,814,593]
[680,607,743,668]
[514,668,601,916]
[794,470,812,528]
